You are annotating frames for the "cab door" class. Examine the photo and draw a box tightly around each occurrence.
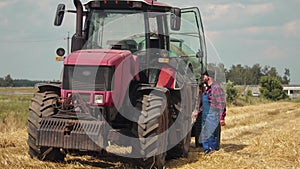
[169,7,207,80]
[181,7,207,63]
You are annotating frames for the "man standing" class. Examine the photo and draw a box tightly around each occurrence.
[201,70,226,154]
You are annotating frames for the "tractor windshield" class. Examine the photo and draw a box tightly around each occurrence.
[84,9,203,66]
[86,10,146,50]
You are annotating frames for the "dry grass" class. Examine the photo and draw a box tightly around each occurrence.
[0,90,299,168]
[0,87,36,94]
[0,94,31,132]
[166,102,300,169]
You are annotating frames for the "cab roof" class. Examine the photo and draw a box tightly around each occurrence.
[84,0,172,8]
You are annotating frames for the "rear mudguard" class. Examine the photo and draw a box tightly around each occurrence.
[138,85,169,94]
[156,61,196,90]
[156,66,176,89]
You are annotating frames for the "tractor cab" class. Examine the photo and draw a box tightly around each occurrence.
[55,0,206,81]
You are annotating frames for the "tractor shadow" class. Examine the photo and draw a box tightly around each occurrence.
[65,143,249,168]
[66,153,140,169]
[221,143,248,152]
[165,143,248,168]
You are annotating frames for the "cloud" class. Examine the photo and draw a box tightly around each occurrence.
[283,20,300,38]
[261,45,287,61]
[0,0,17,26]
[203,3,274,22]
[229,26,280,40]
[244,3,275,15]
[0,0,17,8]
[206,20,300,43]
[242,26,278,34]
[204,25,280,43]
[206,31,221,42]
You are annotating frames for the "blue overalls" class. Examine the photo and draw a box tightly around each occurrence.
[201,92,220,153]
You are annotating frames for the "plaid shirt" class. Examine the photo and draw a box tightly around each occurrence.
[208,82,226,120]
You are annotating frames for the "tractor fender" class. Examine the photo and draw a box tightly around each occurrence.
[136,85,171,111]
[137,85,169,95]
[36,83,61,95]
[156,66,176,89]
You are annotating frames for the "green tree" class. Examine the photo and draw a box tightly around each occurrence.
[268,67,279,77]
[251,64,262,84]
[259,76,287,101]
[225,80,239,104]
[4,74,14,87]
[244,65,253,85]
[226,64,291,86]
[226,64,245,85]
[0,77,4,87]
[281,68,290,84]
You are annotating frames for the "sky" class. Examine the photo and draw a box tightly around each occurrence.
[0,0,299,84]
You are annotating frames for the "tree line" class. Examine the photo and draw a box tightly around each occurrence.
[222,64,291,102]
[0,74,49,87]
[225,64,290,85]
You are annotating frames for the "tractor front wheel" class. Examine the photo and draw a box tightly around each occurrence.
[27,91,66,161]
[132,90,169,169]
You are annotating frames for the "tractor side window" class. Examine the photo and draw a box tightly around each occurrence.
[169,39,195,57]
[147,12,169,50]
[149,17,158,36]
[168,14,199,57]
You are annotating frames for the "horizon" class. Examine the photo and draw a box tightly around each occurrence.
[0,0,299,84]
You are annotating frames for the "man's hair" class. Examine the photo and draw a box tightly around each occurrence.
[203,70,215,78]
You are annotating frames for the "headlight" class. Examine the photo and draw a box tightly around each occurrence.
[94,94,104,104]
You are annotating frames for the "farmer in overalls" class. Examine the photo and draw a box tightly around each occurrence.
[201,70,226,154]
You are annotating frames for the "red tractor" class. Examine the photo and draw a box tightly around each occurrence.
[27,0,207,168]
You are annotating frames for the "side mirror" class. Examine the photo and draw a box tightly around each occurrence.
[54,4,66,26]
[170,8,181,31]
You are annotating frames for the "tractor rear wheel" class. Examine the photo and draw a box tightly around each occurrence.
[27,91,66,161]
[179,86,192,157]
[132,91,169,169]
[167,86,193,158]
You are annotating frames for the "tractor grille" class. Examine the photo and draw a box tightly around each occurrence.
[71,80,107,92]
[37,118,106,151]
[63,65,114,91]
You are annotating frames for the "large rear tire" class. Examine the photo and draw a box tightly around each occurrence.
[132,91,169,169]
[167,86,193,158]
[179,86,193,157]
[194,112,202,147]
[27,91,66,161]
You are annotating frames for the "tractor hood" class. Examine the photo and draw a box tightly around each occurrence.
[64,49,132,66]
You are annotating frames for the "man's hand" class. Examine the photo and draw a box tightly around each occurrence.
[220,119,226,126]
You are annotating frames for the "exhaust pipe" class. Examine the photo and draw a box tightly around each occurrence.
[73,0,83,37]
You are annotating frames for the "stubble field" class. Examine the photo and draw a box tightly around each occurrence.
[0,88,299,168]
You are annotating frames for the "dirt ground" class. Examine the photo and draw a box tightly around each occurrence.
[0,102,299,169]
